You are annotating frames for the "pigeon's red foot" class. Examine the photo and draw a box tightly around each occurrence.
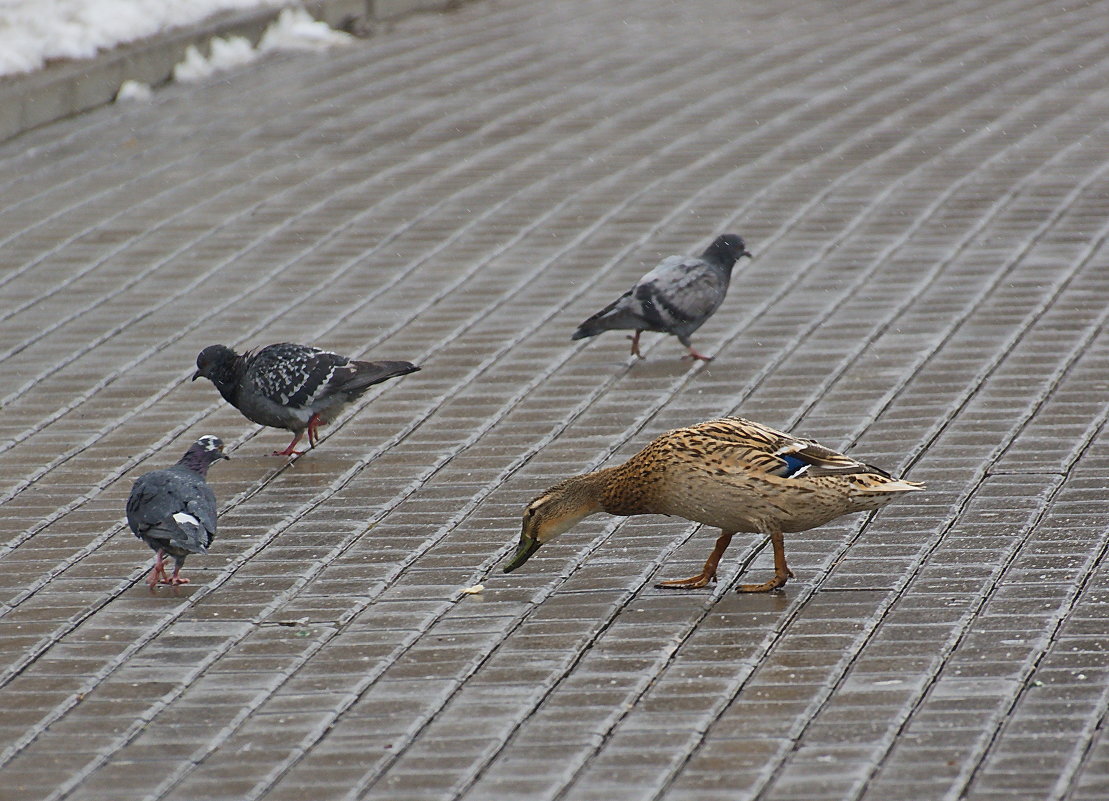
[681,347,713,362]
[626,331,645,359]
[273,432,305,457]
[147,551,169,588]
[306,414,325,447]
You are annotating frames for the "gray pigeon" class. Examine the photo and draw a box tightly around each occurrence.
[126,435,228,588]
[572,234,752,361]
[193,342,420,455]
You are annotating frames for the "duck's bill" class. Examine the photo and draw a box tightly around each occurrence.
[502,536,541,573]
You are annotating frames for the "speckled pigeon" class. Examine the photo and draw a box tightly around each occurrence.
[572,234,752,361]
[193,342,420,455]
[126,435,228,588]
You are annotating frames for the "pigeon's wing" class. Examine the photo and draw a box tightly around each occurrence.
[126,471,183,537]
[177,491,217,551]
[246,344,349,410]
[184,483,219,537]
[631,256,728,333]
[127,469,215,554]
[335,360,420,396]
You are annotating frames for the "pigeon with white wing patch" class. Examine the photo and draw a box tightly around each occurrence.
[572,234,752,361]
[193,343,420,455]
[126,436,229,588]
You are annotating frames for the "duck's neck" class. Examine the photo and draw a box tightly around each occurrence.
[582,463,649,516]
[551,469,611,510]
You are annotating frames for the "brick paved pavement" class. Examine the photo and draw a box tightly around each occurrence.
[1,0,1108,799]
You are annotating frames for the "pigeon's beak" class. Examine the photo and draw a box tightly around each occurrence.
[742,249,753,259]
[502,535,541,574]
[191,370,202,381]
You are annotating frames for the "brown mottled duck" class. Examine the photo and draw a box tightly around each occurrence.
[502,417,924,592]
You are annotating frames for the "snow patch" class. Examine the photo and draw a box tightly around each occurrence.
[259,8,354,52]
[173,35,257,82]
[115,79,153,102]
[170,9,351,84]
[0,0,292,77]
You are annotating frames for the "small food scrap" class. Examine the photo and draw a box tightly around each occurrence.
[459,584,484,595]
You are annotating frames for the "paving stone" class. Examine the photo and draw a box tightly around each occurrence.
[2,0,1108,799]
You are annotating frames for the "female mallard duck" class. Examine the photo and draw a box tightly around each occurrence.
[502,417,923,592]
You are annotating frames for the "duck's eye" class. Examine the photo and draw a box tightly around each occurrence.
[525,507,536,518]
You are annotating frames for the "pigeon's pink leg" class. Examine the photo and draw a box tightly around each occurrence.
[306,414,324,448]
[273,432,305,457]
[168,564,191,586]
[626,331,645,359]
[681,344,714,362]
[147,550,169,588]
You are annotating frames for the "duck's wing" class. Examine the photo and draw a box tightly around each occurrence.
[678,417,866,479]
[685,417,924,492]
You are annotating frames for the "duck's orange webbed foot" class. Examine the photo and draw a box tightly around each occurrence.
[737,529,792,593]
[655,530,733,591]
[737,566,794,593]
[655,570,717,590]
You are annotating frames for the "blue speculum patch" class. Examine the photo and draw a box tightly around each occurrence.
[779,453,809,477]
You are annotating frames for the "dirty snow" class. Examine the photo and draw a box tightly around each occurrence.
[171,35,257,83]
[169,9,351,84]
[258,7,353,52]
[114,78,153,101]
[0,0,292,77]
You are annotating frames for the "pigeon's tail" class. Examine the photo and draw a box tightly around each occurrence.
[571,315,608,340]
[341,360,421,395]
[572,295,639,340]
[158,512,211,555]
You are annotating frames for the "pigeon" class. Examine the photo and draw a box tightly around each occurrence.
[126,435,228,588]
[572,234,752,361]
[193,342,420,456]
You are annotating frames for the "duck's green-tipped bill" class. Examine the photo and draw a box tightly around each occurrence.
[502,537,541,573]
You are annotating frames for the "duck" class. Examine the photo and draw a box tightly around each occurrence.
[571,234,752,361]
[502,417,923,592]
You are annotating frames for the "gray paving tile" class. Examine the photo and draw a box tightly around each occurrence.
[2,0,1109,799]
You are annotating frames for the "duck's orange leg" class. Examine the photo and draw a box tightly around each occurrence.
[737,528,794,593]
[656,531,734,590]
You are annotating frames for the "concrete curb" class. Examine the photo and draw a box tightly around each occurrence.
[0,0,458,146]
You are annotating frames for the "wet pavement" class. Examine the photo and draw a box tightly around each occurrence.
[1,0,1108,799]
